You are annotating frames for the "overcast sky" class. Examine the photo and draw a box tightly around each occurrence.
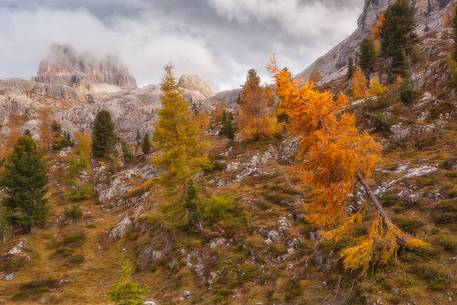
[0,0,363,91]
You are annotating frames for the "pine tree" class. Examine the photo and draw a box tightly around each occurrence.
[359,37,376,77]
[153,65,207,192]
[141,133,151,155]
[346,57,355,80]
[380,0,416,76]
[108,259,148,305]
[219,110,235,141]
[0,133,48,231]
[238,69,279,141]
[92,110,117,158]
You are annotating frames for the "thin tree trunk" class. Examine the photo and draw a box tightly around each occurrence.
[356,171,407,247]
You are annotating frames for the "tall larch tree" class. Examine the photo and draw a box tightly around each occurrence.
[268,58,425,273]
[238,69,279,141]
[359,37,376,77]
[0,133,48,232]
[92,110,117,158]
[351,68,370,99]
[380,0,416,76]
[153,65,207,192]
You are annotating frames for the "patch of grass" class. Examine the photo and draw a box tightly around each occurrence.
[400,245,440,263]
[67,254,85,265]
[13,278,59,300]
[61,232,87,248]
[416,176,440,188]
[382,191,401,207]
[431,200,457,226]
[410,263,450,291]
[65,185,92,202]
[284,278,301,302]
[395,216,425,234]
[0,255,30,272]
[444,170,457,178]
[432,234,457,253]
[51,247,74,258]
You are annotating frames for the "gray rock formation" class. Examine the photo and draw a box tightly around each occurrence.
[179,74,214,99]
[203,88,241,110]
[298,0,454,83]
[34,44,137,90]
[0,48,215,149]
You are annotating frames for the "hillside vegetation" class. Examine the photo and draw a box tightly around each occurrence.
[1,1,457,305]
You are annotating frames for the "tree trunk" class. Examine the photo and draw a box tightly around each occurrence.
[356,171,407,247]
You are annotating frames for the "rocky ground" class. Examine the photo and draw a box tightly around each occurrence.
[1,1,457,304]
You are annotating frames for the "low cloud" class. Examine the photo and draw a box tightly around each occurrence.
[0,0,363,91]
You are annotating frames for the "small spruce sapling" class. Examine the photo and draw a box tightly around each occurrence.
[108,259,148,305]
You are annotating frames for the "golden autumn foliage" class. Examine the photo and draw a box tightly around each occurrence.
[268,57,425,273]
[212,101,226,125]
[369,75,388,96]
[351,68,370,99]
[152,65,208,193]
[238,69,280,141]
[371,14,385,55]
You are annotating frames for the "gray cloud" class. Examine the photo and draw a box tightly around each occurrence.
[0,0,363,91]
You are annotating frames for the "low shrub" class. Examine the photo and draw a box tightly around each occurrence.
[395,216,425,234]
[382,191,401,207]
[51,247,74,258]
[67,254,85,265]
[284,278,301,302]
[410,263,450,291]
[61,232,86,247]
[431,200,457,225]
[198,195,236,224]
[13,278,59,300]
[65,185,92,202]
[399,82,418,106]
[63,205,83,221]
[203,160,226,173]
[432,234,457,253]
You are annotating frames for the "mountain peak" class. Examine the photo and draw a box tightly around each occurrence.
[34,44,137,90]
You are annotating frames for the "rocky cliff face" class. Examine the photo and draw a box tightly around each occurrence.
[34,44,137,90]
[298,0,454,83]
[0,48,215,150]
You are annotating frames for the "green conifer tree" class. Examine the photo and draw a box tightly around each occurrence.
[108,259,148,305]
[346,57,355,80]
[141,133,151,155]
[92,110,117,158]
[153,65,207,192]
[380,0,417,76]
[0,134,48,231]
[219,110,235,141]
[359,37,376,77]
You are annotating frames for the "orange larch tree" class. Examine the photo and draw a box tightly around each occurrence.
[238,69,279,141]
[351,68,370,99]
[268,58,425,273]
